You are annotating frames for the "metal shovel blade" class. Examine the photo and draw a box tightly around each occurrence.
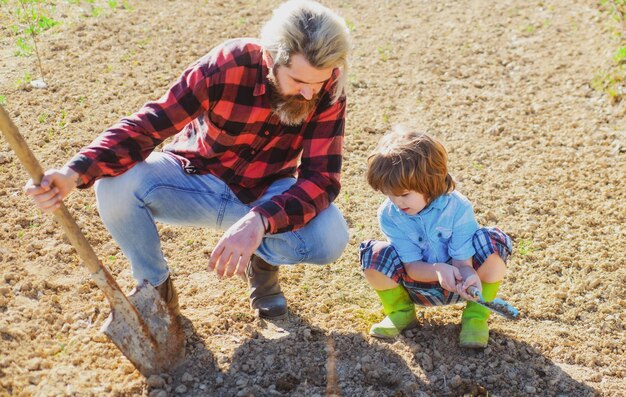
[467,286,520,320]
[101,279,186,376]
[0,106,185,377]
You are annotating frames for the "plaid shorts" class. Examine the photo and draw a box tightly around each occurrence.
[359,227,512,306]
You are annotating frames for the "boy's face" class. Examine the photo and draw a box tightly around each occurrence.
[387,190,428,216]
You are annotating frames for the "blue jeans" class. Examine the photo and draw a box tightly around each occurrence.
[94,152,349,286]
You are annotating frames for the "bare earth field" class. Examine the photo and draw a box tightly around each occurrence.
[1,0,625,396]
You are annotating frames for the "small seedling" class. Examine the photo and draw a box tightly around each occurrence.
[472,162,485,170]
[37,112,49,123]
[91,6,104,17]
[518,239,534,255]
[59,109,68,128]
[345,18,355,32]
[16,71,33,88]
[0,95,6,105]
[377,45,391,62]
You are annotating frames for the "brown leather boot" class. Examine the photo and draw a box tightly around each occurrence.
[246,255,287,319]
[155,275,180,316]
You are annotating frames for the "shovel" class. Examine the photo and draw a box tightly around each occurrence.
[467,285,519,320]
[0,105,185,376]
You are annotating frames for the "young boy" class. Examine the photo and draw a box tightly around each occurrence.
[360,128,512,348]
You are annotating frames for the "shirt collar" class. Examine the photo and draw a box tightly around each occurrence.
[399,194,449,218]
[419,194,449,215]
[253,48,271,97]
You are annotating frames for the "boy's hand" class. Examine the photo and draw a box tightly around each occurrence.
[457,273,481,301]
[433,263,462,293]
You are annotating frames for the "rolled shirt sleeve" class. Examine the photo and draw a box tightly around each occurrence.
[66,59,211,188]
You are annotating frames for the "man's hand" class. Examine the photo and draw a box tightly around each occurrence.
[24,167,79,213]
[208,211,266,278]
[433,263,462,293]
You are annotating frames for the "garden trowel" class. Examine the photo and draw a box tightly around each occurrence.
[467,286,519,320]
[0,105,185,376]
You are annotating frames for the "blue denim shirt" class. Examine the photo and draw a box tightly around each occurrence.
[378,191,479,264]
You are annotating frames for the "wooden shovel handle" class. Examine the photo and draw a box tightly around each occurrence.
[0,105,103,275]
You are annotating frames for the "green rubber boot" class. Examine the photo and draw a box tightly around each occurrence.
[369,285,417,339]
[459,281,501,348]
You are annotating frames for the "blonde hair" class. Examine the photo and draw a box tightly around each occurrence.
[367,128,456,202]
[260,0,350,103]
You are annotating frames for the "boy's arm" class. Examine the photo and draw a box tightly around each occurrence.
[405,261,462,293]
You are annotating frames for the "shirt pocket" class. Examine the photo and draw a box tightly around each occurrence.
[404,230,425,247]
[205,116,243,152]
[434,226,453,243]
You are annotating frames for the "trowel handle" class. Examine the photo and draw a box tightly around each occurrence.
[467,285,484,301]
[0,105,103,276]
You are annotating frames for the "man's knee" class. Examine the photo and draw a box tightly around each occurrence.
[318,223,349,263]
[309,204,349,264]
[94,164,147,220]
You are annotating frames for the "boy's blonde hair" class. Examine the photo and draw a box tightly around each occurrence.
[367,128,455,202]
[260,0,350,104]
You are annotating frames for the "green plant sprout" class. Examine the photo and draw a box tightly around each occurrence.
[59,109,68,128]
[377,45,391,62]
[472,162,485,170]
[0,95,6,106]
[518,239,534,255]
[12,0,59,84]
[37,112,49,123]
[91,6,103,17]
[16,71,33,87]
[344,18,355,32]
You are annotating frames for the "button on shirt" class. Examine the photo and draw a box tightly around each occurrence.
[66,38,346,234]
[378,191,479,264]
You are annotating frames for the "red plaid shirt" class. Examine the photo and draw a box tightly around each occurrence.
[67,39,345,234]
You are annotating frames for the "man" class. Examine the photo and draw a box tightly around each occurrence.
[25,0,350,319]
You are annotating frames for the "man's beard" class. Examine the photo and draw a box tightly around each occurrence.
[267,70,320,126]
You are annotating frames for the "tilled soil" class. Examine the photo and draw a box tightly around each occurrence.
[0,0,624,396]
